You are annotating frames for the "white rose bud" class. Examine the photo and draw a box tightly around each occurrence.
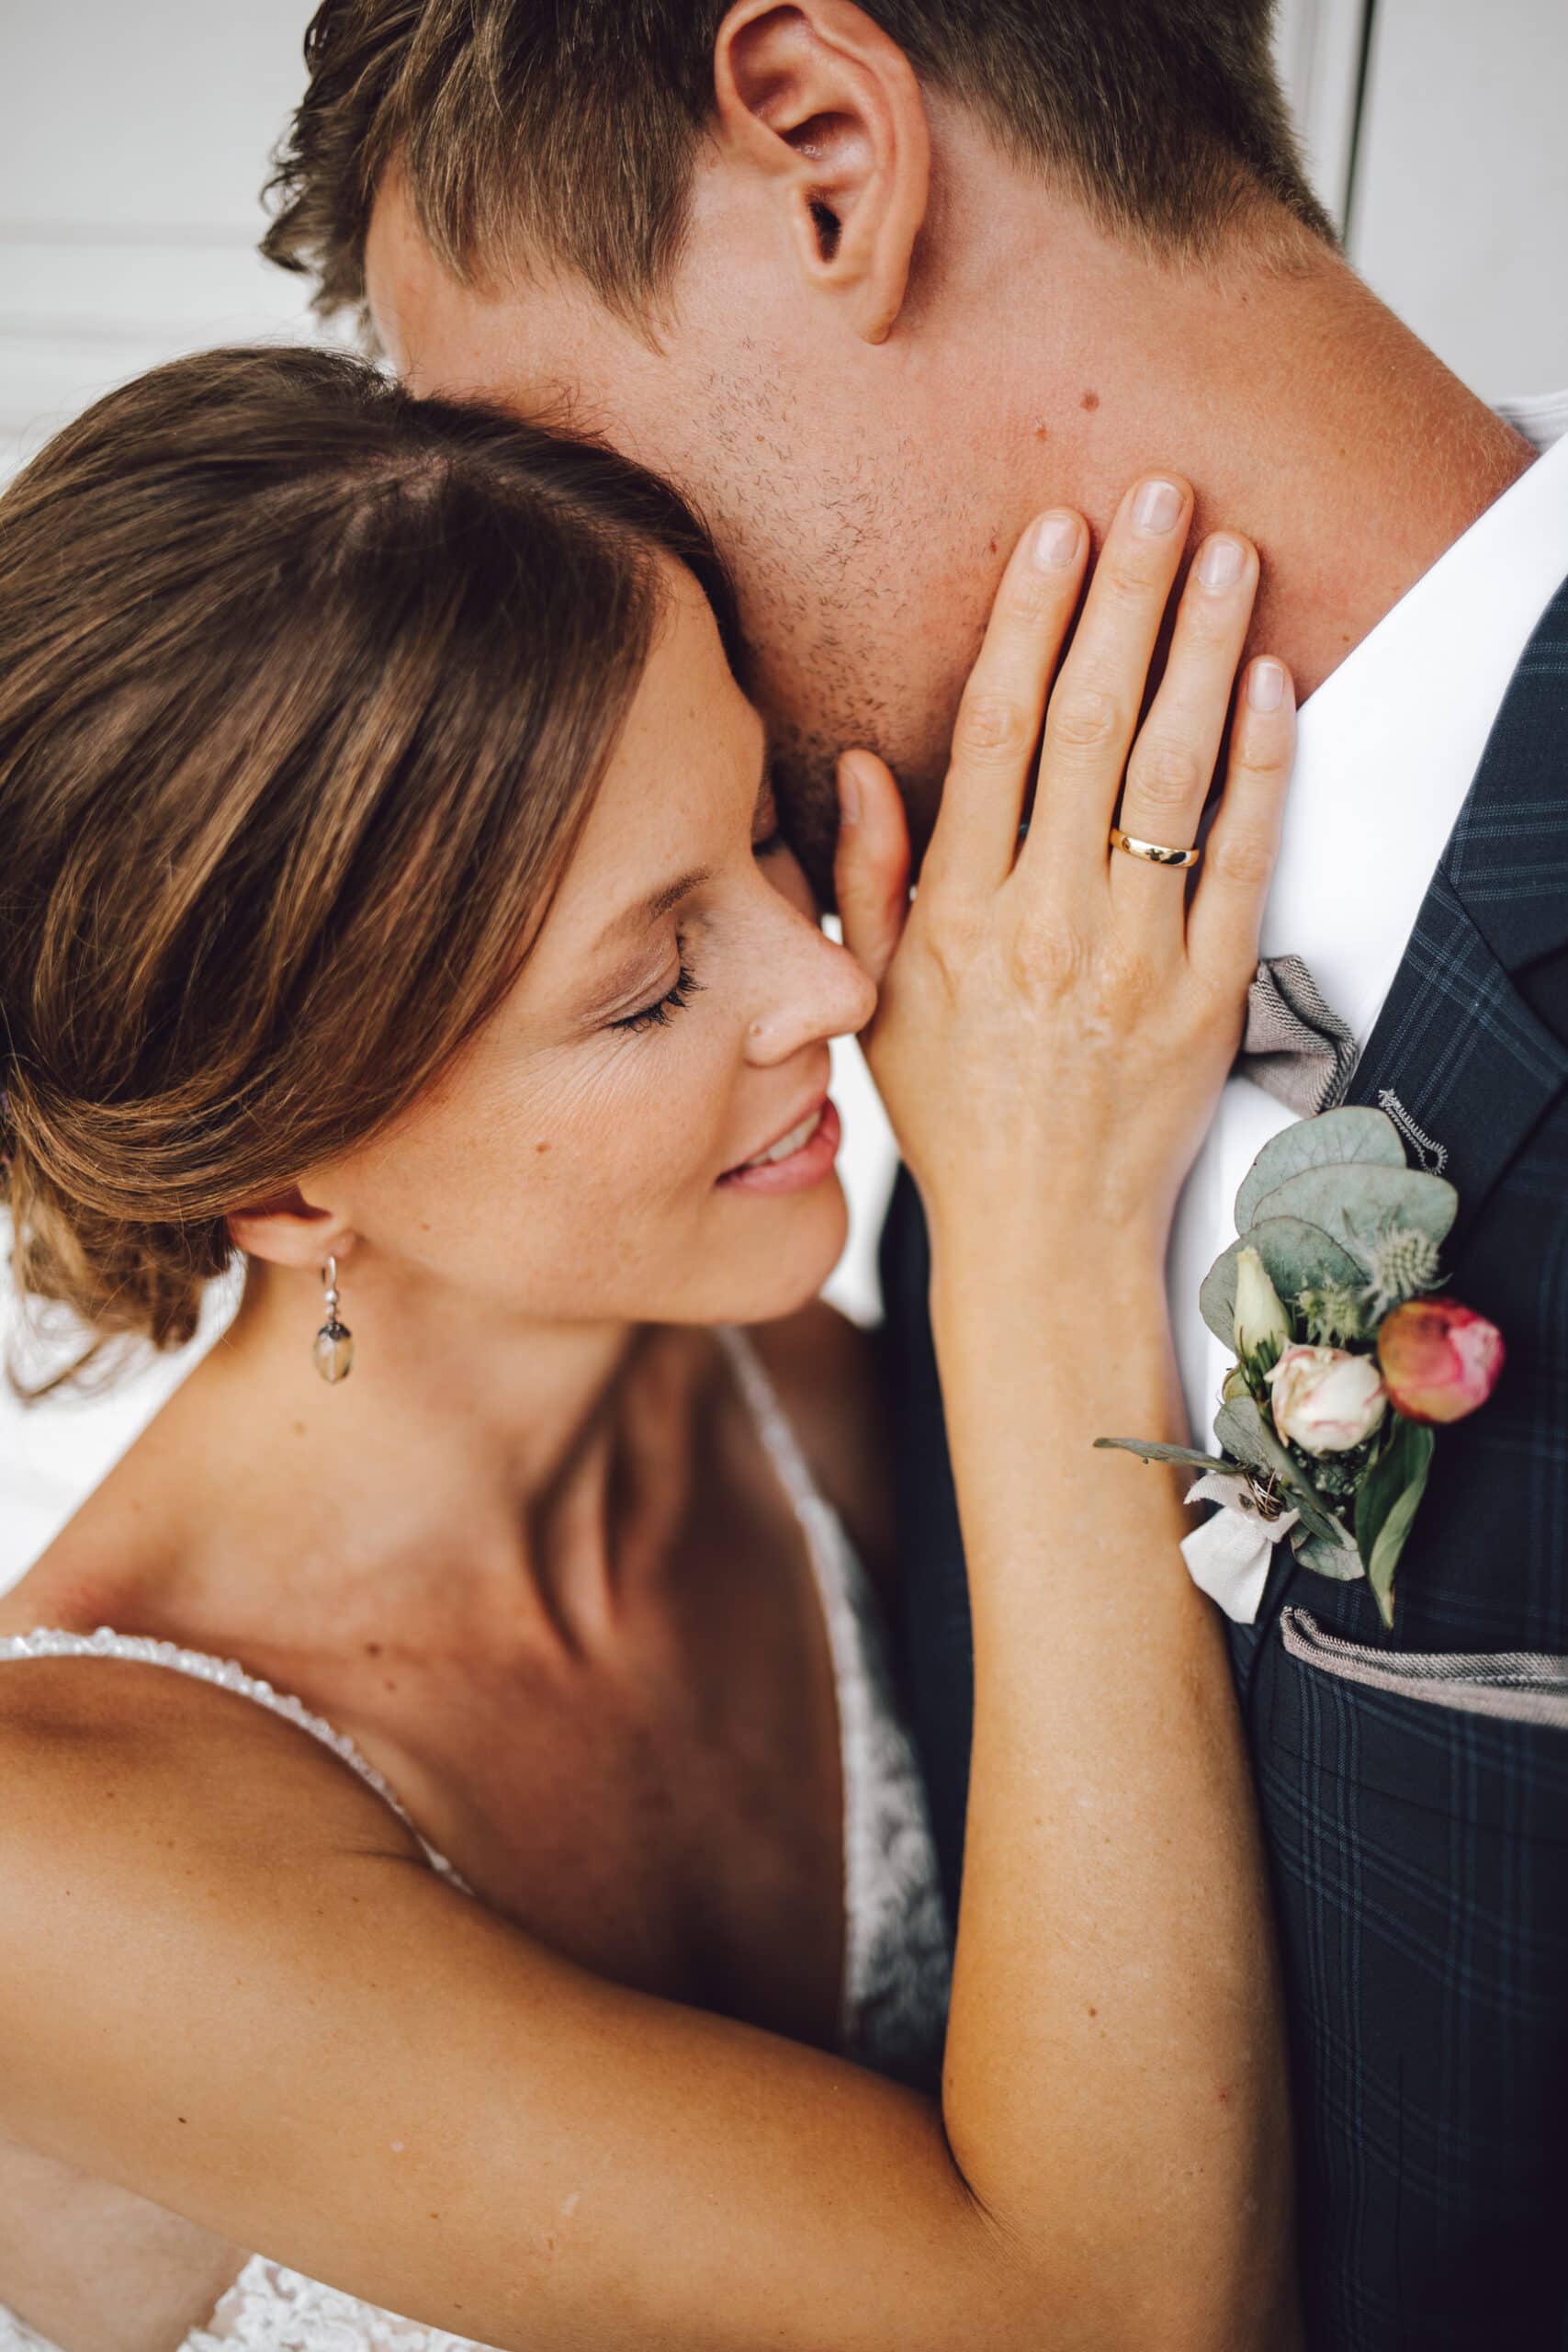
[1267,1343,1388,1456]
[1234,1246,1291,1361]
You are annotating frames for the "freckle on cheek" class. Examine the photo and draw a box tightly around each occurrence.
[536,1140,551,1155]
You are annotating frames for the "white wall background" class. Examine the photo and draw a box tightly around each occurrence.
[3,0,1566,1588]
[1273,0,1568,401]
[0,4,328,478]
[1351,0,1568,401]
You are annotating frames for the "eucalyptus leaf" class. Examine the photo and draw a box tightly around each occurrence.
[1358,1419,1436,1627]
[1354,1417,1431,1564]
[1292,1532,1368,1583]
[1248,1164,1458,1260]
[1200,1219,1365,1347]
[1235,1107,1407,1232]
[1367,1476,1431,1629]
[1094,1437,1235,1473]
[1214,1398,1351,1553]
[1211,1397,1275,1473]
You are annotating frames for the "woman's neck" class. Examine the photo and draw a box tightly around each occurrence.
[25,1263,709,1662]
[230,1253,650,1497]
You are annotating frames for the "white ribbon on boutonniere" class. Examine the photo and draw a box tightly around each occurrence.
[1180,1473,1299,1625]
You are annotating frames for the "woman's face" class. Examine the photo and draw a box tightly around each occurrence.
[316,565,877,1329]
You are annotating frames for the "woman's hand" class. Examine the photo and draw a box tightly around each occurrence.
[835,475,1294,1259]
[830,483,1300,2350]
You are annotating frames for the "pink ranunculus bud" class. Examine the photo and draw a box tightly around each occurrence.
[1267,1343,1388,1455]
[1377,1298,1505,1425]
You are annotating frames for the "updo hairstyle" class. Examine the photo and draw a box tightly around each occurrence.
[0,345,737,1394]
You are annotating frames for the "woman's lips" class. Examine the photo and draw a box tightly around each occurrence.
[717,1098,841,1195]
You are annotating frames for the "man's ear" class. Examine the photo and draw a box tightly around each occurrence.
[714,0,931,346]
[226,1183,353,1272]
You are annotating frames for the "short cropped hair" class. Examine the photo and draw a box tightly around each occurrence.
[263,0,1337,331]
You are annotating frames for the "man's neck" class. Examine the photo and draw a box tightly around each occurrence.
[1169,262,1534,700]
[977,187,1538,700]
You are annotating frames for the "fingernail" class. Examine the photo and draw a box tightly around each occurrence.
[1133,479,1184,535]
[1197,534,1246,591]
[1248,659,1288,712]
[1032,512,1080,569]
[838,756,863,824]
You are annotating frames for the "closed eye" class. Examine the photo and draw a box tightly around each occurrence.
[607,953,705,1033]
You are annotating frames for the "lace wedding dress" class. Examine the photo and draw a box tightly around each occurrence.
[0,1331,953,2352]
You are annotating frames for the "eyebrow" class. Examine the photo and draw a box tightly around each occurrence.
[591,723,773,955]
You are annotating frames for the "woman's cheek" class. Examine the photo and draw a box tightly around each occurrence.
[552,1029,739,1214]
[629,1037,740,1209]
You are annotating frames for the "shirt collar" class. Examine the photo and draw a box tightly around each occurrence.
[1257,394,1568,1046]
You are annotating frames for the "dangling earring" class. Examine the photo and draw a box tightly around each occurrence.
[312,1255,355,1385]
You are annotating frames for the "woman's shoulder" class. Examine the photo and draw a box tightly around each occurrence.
[745,1303,897,1602]
[0,1641,426,1930]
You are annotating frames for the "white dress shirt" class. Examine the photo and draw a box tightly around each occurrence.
[1170,389,1568,1450]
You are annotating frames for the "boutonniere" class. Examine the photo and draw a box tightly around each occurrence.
[1097,1107,1505,1627]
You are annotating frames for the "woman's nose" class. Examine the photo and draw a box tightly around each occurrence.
[744,915,877,1066]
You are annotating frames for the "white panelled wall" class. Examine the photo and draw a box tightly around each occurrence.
[0,3,329,482]
[2,1,1566,1588]
[1352,0,1568,401]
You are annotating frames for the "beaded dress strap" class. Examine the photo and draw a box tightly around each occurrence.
[717,1328,953,2079]
[0,1626,468,1892]
[717,1325,868,1651]
[717,1327,840,1530]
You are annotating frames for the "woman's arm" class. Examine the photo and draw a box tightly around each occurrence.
[0,1666,1008,2352]
[836,477,1300,2342]
[0,480,1296,2352]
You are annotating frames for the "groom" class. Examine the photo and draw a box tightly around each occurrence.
[267,4,1568,2339]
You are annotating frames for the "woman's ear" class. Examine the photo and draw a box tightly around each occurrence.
[226,1183,353,1272]
[714,0,931,345]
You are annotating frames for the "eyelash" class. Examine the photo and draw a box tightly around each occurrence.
[609,948,705,1034]
[606,833,778,1035]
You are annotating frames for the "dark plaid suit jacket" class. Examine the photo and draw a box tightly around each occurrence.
[880,569,1568,2350]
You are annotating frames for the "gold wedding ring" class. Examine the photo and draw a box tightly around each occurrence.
[1109,826,1201,870]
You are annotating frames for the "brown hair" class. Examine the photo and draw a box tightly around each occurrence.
[0,344,737,1395]
[262,0,1336,333]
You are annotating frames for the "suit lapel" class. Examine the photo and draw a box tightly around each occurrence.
[1233,568,1568,1689]
[1443,570,1568,975]
[1343,568,1568,1235]
[1342,870,1568,1239]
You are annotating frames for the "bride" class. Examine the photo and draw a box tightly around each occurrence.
[0,345,1297,2351]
